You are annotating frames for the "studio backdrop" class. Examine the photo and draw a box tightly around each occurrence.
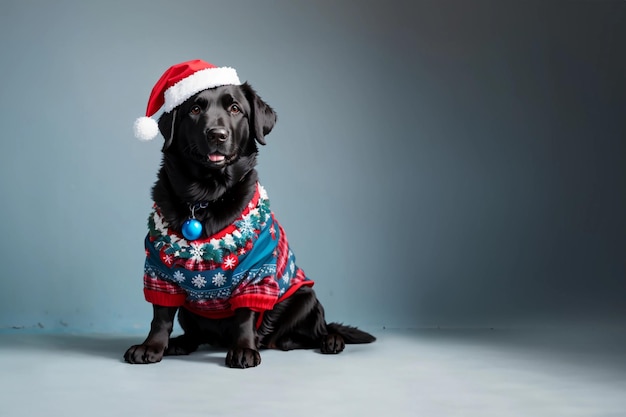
[0,0,624,332]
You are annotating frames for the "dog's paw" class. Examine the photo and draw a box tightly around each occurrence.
[165,344,192,356]
[225,347,261,368]
[124,343,165,364]
[320,333,345,354]
[164,335,199,356]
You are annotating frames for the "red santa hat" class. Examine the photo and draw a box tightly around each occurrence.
[133,59,241,141]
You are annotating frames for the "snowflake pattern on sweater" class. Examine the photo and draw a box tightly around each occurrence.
[143,183,313,319]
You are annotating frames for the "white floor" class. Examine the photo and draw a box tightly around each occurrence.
[1,328,625,417]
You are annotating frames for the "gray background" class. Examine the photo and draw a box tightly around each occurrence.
[0,0,624,332]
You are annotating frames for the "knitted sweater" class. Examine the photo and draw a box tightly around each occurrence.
[143,183,313,319]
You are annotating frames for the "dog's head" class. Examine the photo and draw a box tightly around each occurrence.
[157,82,276,170]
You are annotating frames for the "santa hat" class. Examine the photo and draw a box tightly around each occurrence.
[133,59,241,141]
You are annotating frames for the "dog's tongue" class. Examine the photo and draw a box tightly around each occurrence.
[209,154,225,162]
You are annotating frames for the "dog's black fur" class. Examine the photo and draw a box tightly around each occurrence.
[124,83,375,368]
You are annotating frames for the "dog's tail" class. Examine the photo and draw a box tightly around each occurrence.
[327,322,376,344]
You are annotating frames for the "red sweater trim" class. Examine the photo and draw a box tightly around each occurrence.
[145,281,315,328]
[144,288,186,307]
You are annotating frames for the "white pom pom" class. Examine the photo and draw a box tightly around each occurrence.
[133,116,159,141]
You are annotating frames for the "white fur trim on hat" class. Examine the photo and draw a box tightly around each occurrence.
[163,67,241,113]
[134,116,159,141]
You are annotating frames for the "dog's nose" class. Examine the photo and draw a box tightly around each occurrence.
[206,127,229,142]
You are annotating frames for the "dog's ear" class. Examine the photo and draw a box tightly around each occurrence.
[157,110,176,150]
[242,82,276,145]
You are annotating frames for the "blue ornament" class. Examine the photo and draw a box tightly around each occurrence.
[182,219,203,241]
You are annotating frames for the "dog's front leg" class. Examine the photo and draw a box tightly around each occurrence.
[225,308,261,368]
[124,305,178,364]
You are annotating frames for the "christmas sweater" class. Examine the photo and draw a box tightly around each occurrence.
[143,183,313,320]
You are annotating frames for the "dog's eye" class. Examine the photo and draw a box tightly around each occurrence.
[190,105,201,115]
[229,104,241,115]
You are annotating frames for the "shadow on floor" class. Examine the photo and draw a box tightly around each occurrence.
[0,332,230,366]
[2,326,625,372]
[389,326,626,373]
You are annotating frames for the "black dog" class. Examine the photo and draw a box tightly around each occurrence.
[124,82,375,368]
